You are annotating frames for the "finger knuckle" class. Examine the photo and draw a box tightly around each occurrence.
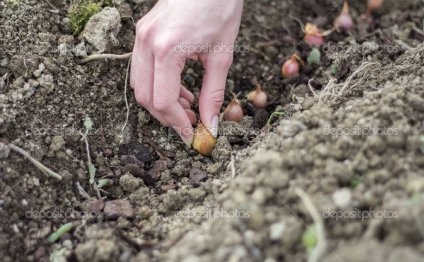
[135,93,149,106]
[203,88,225,107]
[152,98,170,113]
[136,26,151,43]
[153,36,178,59]
[218,54,234,69]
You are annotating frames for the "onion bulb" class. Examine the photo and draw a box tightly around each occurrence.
[304,23,325,47]
[247,85,268,109]
[223,98,244,122]
[367,0,383,14]
[282,54,303,78]
[335,1,354,31]
[192,122,217,156]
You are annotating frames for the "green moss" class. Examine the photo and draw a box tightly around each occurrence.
[68,0,115,36]
[6,0,20,6]
[69,0,102,35]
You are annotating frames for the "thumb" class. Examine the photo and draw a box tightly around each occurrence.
[199,54,233,138]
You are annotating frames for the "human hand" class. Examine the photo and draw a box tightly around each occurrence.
[130,0,244,147]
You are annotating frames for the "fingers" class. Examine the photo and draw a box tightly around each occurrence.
[180,85,195,105]
[199,54,233,137]
[152,52,194,146]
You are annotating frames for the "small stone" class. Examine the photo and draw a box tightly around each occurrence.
[252,109,269,129]
[137,109,151,126]
[189,168,208,187]
[0,143,10,159]
[33,70,42,78]
[39,74,55,92]
[73,42,88,57]
[143,160,167,185]
[332,188,352,209]
[82,7,121,53]
[50,136,65,152]
[122,164,144,177]
[104,200,134,219]
[119,173,142,192]
[270,221,286,241]
[212,136,232,162]
[90,199,105,212]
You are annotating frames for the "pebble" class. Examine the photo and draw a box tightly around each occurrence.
[50,135,65,152]
[119,173,142,192]
[0,142,10,159]
[269,221,286,241]
[104,199,134,219]
[189,168,208,187]
[332,188,352,209]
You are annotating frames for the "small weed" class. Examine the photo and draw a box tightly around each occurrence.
[307,48,321,65]
[419,135,424,153]
[69,0,113,35]
[350,175,361,188]
[302,224,318,252]
[48,223,73,243]
[6,0,20,6]
[330,63,340,76]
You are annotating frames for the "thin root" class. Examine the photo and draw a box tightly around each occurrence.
[120,56,132,144]
[80,52,132,64]
[7,143,62,180]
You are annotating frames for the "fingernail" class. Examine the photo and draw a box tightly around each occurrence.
[209,115,219,138]
[182,136,193,148]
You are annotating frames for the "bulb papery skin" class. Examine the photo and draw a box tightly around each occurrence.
[336,14,354,31]
[367,0,383,13]
[192,123,217,156]
[305,33,324,47]
[224,99,244,122]
[247,86,268,109]
[282,57,300,78]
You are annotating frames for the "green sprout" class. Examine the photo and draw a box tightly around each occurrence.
[302,224,318,252]
[330,63,340,76]
[48,223,73,243]
[419,135,424,153]
[307,48,321,65]
[6,0,20,6]
[350,176,361,188]
[266,111,286,126]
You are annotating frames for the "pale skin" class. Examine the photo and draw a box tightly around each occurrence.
[130,0,244,147]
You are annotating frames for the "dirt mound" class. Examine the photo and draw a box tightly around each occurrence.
[1,0,424,261]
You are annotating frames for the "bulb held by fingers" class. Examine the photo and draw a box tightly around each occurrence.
[192,122,217,156]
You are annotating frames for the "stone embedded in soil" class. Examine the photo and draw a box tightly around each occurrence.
[82,7,121,53]
[119,173,142,192]
[119,141,152,164]
[252,109,269,129]
[122,164,144,177]
[189,168,208,187]
[211,136,232,163]
[0,143,10,160]
[143,160,168,185]
[49,135,65,152]
[104,199,134,219]
[75,239,120,262]
[90,199,105,212]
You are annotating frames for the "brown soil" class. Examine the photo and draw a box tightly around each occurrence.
[1,0,424,261]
